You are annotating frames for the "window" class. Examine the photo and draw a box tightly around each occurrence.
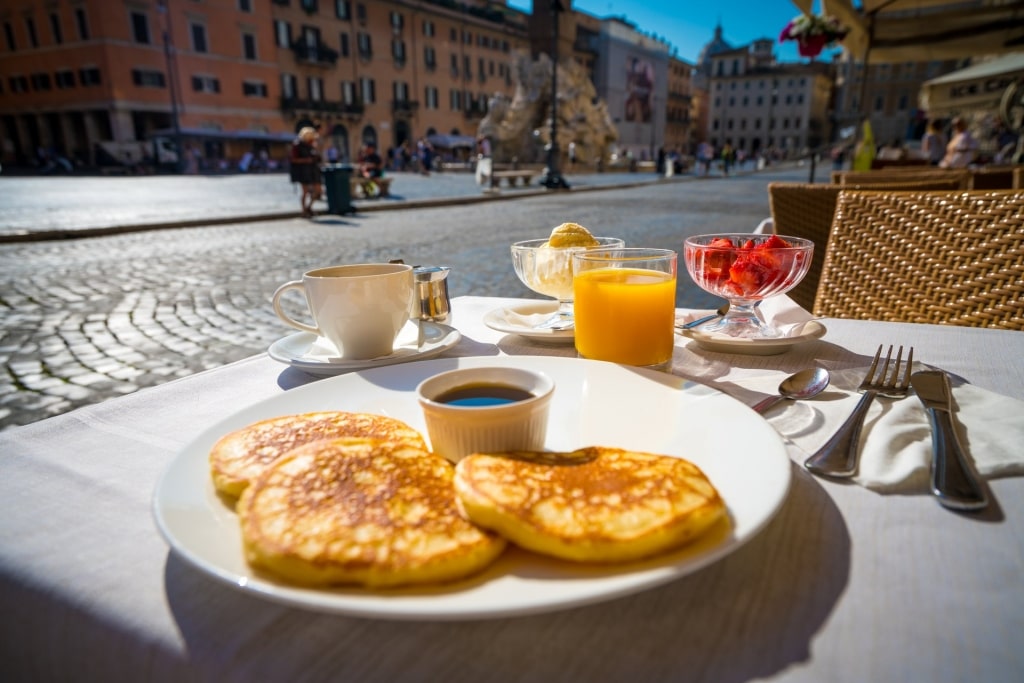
[450,89,462,111]
[339,32,349,57]
[26,18,38,48]
[238,0,253,12]
[450,53,458,77]
[874,95,884,111]
[191,75,220,93]
[300,0,319,13]
[355,3,366,23]
[55,70,75,88]
[9,76,29,93]
[341,80,355,104]
[391,39,405,64]
[243,80,267,97]
[308,76,323,100]
[424,85,438,109]
[50,14,63,44]
[423,20,434,37]
[131,11,151,44]
[393,80,409,101]
[390,11,403,30]
[450,28,457,41]
[30,72,51,90]
[281,73,297,98]
[75,8,90,40]
[242,32,257,60]
[79,67,101,86]
[191,23,208,53]
[424,46,436,69]
[131,69,165,87]
[357,32,371,58]
[359,76,375,103]
[3,22,14,50]
[478,57,485,81]
[335,0,350,20]
[463,55,471,79]
[274,20,290,48]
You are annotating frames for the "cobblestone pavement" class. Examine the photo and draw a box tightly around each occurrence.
[0,165,811,430]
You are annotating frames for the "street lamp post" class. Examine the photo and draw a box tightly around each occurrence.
[158,0,184,173]
[539,0,569,190]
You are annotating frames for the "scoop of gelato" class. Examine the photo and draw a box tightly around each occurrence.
[544,223,600,248]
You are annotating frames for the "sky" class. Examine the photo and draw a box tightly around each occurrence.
[506,0,840,65]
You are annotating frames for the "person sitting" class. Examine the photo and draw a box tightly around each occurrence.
[358,144,383,179]
[940,117,978,169]
[356,144,384,197]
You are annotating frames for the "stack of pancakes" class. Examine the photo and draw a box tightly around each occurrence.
[210,411,727,588]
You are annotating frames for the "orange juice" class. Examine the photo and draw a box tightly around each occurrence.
[573,267,677,366]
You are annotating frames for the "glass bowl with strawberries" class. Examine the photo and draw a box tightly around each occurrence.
[683,234,813,338]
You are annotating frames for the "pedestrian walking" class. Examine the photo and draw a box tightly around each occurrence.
[289,127,322,217]
[721,143,735,176]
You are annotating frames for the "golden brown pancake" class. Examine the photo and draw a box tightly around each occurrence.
[453,447,727,563]
[236,437,506,587]
[209,411,426,498]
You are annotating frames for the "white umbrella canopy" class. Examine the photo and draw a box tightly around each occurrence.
[793,0,1024,63]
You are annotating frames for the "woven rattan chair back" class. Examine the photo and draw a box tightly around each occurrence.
[768,178,967,312]
[814,190,1024,329]
[969,166,1017,190]
[831,169,970,187]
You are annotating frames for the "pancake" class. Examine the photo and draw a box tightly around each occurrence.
[236,437,507,587]
[209,411,426,498]
[453,447,727,563]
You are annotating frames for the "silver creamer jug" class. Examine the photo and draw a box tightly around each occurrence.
[412,265,452,324]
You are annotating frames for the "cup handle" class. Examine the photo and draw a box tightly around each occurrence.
[272,281,320,336]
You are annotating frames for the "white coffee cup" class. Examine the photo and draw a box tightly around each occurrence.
[272,263,414,360]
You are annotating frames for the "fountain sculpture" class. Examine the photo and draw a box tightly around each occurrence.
[478,52,618,168]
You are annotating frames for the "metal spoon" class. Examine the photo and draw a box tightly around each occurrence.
[751,367,831,414]
[676,303,730,331]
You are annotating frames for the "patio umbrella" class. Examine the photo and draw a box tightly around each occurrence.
[810,0,1024,64]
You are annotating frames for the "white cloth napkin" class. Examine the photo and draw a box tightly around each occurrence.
[677,294,819,338]
[759,365,1024,494]
[850,379,1024,492]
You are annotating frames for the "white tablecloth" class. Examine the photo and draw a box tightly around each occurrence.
[1,296,1022,682]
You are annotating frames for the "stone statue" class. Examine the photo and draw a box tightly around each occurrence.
[479,52,618,167]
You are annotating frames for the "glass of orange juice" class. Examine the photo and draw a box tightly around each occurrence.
[572,248,678,368]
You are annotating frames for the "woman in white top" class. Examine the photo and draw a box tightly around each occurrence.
[940,117,978,169]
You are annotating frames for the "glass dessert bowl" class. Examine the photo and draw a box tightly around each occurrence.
[683,233,813,339]
[511,224,624,330]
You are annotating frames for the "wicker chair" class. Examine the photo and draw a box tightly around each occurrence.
[968,166,1017,190]
[768,178,967,312]
[831,169,970,187]
[813,190,1024,330]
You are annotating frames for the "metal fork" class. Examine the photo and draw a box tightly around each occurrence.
[804,344,914,478]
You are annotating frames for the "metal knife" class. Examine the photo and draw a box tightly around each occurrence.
[910,371,989,511]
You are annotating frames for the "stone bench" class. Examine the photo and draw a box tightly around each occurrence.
[490,170,535,188]
[349,175,393,198]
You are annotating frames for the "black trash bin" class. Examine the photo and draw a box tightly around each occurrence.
[321,163,354,215]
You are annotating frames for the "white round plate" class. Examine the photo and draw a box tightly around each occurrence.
[153,355,791,621]
[678,320,827,356]
[482,302,575,344]
[267,321,461,376]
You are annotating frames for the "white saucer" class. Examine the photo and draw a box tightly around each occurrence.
[268,321,461,376]
[483,302,575,344]
[677,320,827,356]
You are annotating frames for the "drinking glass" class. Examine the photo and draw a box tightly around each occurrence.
[572,248,678,367]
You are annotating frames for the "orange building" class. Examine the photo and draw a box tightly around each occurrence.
[0,0,531,171]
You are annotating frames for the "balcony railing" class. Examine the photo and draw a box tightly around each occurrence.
[280,97,364,117]
[463,102,488,120]
[291,42,339,67]
[392,99,420,116]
